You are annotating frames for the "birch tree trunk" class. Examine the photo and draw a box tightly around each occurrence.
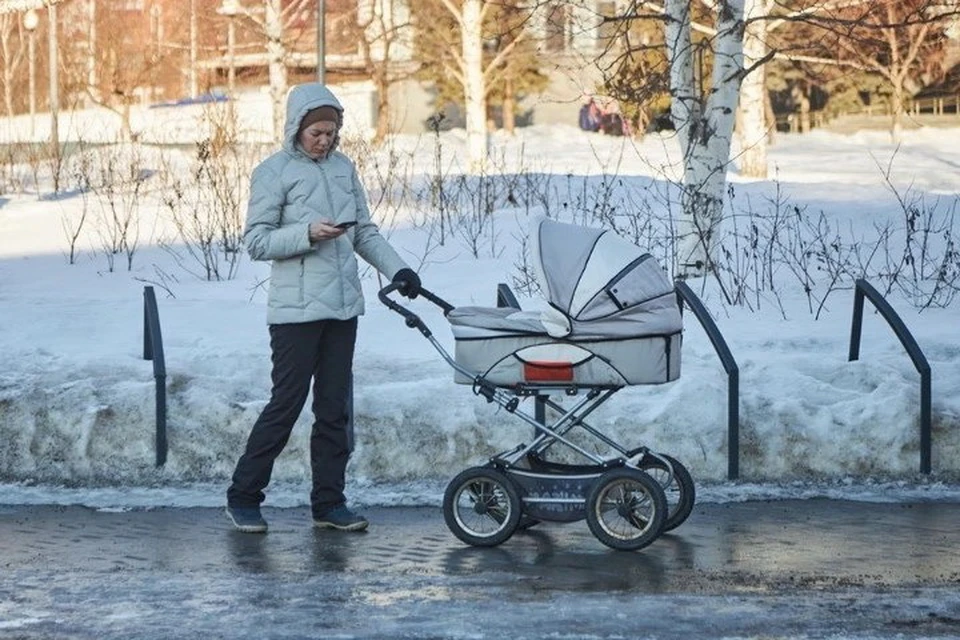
[503,77,516,134]
[462,0,487,172]
[890,81,905,145]
[0,16,25,120]
[666,0,746,276]
[265,0,288,144]
[737,0,768,179]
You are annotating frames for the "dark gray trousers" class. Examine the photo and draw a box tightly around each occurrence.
[227,318,357,515]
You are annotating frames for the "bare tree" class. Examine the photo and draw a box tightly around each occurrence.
[665,0,748,275]
[737,0,773,178]
[0,12,27,119]
[579,0,750,273]
[63,3,187,139]
[780,0,960,145]
[230,0,314,142]
[353,0,417,144]
[447,0,488,171]
[484,0,548,133]
[412,0,540,171]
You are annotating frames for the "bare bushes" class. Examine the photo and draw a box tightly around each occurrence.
[440,154,959,315]
[58,139,153,272]
[0,141,66,196]
[700,180,960,317]
[46,119,958,315]
[54,104,267,285]
[156,107,269,282]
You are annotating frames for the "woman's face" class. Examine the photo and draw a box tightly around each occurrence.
[298,121,338,160]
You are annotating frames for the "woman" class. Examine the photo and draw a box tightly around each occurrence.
[225,83,421,534]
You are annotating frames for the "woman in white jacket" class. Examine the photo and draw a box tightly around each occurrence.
[226,83,420,534]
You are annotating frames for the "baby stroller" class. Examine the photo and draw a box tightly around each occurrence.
[379,217,694,551]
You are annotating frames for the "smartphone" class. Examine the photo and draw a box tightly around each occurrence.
[335,221,357,229]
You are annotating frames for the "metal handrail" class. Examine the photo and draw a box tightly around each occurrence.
[674,281,741,479]
[848,279,932,474]
[497,283,521,310]
[142,286,168,467]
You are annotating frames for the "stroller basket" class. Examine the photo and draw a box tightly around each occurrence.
[507,469,600,522]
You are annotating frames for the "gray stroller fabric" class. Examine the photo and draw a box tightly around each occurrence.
[447,307,546,335]
[532,217,682,339]
[448,217,683,386]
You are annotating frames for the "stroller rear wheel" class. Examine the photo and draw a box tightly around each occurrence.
[443,467,522,547]
[585,467,667,551]
[636,453,695,532]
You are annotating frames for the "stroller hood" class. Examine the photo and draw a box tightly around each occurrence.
[531,217,682,338]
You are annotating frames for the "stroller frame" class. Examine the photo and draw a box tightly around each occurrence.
[379,283,695,551]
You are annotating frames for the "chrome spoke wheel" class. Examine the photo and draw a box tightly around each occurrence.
[443,467,521,547]
[586,467,667,551]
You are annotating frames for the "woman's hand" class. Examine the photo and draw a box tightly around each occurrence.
[308,221,348,243]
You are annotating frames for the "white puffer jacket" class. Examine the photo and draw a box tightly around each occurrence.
[244,83,409,325]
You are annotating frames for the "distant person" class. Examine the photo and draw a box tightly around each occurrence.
[598,99,630,136]
[600,111,625,136]
[579,97,603,132]
[225,82,422,534]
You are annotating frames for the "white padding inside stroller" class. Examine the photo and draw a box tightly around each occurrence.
[447,217,682,387]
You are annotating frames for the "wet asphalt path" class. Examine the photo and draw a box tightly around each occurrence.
[1,500,959,639]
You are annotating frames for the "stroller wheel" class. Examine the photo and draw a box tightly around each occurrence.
[636,453,696,532]
[585,467,667,551]
[443,467,522,547]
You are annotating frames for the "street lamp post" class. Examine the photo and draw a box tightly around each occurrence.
[23,9,38,137]
[217,0,240,96]
[189,0,198,98]
[316,0,324,84]
[47,3,59,168]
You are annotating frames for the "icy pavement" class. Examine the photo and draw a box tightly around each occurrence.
[1,501,959,639]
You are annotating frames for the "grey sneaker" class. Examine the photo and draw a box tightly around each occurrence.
[313,505,368,532]
[225,506,268,533]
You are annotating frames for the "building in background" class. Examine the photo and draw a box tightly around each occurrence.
[0,0,622,135]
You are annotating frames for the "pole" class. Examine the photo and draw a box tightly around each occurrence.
[47,4,59,169]
[27,30,36,136]
[227,16,236,95]
[88,0,97,104]
[190,0,198,97]
[316,0,325,84]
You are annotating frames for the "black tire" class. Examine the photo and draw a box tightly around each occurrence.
[585,467,667,551]
[636,453,695,532]
[443,467,522,547]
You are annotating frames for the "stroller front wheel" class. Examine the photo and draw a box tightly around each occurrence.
[443,467,522,547]
[585,467,667,551]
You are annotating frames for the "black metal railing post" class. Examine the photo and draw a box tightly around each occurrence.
[497,283,521,310]
[848,279,932,474]
[142,286,168,467]
[675,281,741,480]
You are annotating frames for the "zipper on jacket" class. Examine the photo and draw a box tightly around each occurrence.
[317,160,347,310]
[298,256,305,306]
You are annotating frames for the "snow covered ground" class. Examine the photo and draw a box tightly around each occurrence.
[1,90,958,509]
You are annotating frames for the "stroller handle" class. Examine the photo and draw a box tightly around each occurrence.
[378,283,453,337]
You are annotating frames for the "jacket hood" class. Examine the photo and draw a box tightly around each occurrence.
[283,83,344,156]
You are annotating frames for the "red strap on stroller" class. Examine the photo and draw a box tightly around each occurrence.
[522,360,574,382]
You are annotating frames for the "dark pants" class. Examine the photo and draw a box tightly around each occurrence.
[227,318,357,515]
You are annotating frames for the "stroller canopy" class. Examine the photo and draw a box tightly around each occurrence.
[531,217,682,339]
